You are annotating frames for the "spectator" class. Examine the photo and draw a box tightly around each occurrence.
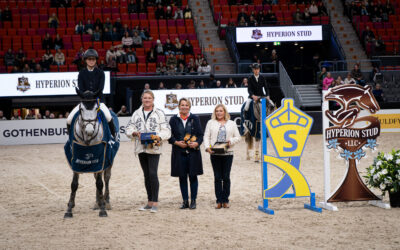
[175,83,182,89]
[94,18,103,31]
[92,26,102,41]
[241,77,249,87]
[84,19,94,34]
[49,113,55,119]
[373,83,384,102]
[106,46,117,71]
[360,3,368,16]
[136,0,147,13]
[132,31,143,48]
[122,32,133,48]
[54,49,65,66]
[177,54,185,66]
[48,13,59,28]
[4,48,15,66]
[226,78,237,88]
[174,38,183,55]
[186,58,196,73]
[155,4,165,19]
[183,5,192,19]
[36,113,42,119]
[155,40,164,56]
[110,27,120,41]
[43,49,54,65]
[309,1,319,16]
[304,8,312,24]
[73,47,85,65]
[103,27,112,41]
[17,57,29,69]
[238,16,247,27]
[54,34,64,50]
[116,47,127,63]
[176,63,186,74]
[164,39,175,55]
[0,110,7,120]
[43,110,51,119]
[335,76,344,85]
[75,0,85,7]
[195,54,204,68]
[65,111,70,118]
[158,82,166,90]
[156,62,167,75]
[208,74,217,88]
[11,110,22,120]
[188,80,196,89]
[22,64,31,73]
[256,10,264,24]
[11,65,20,73]
[34,64,43,73]
[237,8,248,23]
[144,83,151,90]
[165,6,174,19]
[139,27,150,41]
[126,48,137,63]
[182,39,193,55]
[293,8,304,24]
[322,72,334,90]
[114,18,123,34]
[2,6,12,21]
[344,72,356,84]
[128,0,137,13]
[248,15,257,26]
[98,60,106,70]
[103,18,113,32]
[167,64,176,75]
[197,60,211,74]
[375,36,385,54]
[215,80,223,88]
[29,58,36,69]
[117,105,130,116]
[147,48,157,63]
[166,53,178,69]
[16,49,25,61]
[42,33,54,50]
[58,114,64,118]
[25,109,36,120]
[351,63,362,80]
[173,7,183,19]
[270,49,278,63]
[361,26,375,48]
[318,1,328,16]
[75,20,85,34]
[120,23,132,38]
[198,80,207,89]
[318,67,327,89]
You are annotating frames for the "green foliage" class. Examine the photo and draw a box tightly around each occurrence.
[364,149,400,196]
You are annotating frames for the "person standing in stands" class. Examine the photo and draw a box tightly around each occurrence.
[169,98,203,210]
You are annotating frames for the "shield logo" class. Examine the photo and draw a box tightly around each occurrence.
[17,76,31,92]
[251,29,263,40]
[165,93,178,110]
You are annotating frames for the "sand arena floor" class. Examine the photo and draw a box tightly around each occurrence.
[1,133,400,249]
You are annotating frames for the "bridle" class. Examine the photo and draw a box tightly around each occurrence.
[75,99,101,145]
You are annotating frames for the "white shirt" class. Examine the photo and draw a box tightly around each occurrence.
[254,74,259,82]
[179,113,190,128]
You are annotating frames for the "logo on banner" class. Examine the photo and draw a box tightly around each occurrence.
[251,29,263,40]
[324,84,381,202]
[264,99,313,199]
[17,76,31,92]
[164,93,178,110]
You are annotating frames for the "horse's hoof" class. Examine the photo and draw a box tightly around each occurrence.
[93,203,100,210]
[99,210,108,217]
[64,212,73,218]
[105,203,112,210]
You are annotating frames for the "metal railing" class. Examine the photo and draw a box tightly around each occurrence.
[318,59,382,72]
[279,61,302,107]
[212,62,277,75]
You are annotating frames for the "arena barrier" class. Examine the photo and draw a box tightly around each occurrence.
[319,86,394,211]
[258,98,322,215]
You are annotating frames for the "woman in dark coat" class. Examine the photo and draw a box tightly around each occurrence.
[169,98,203,210]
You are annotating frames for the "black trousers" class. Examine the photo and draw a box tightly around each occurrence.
[138,153,160,202]
[210,155,233,203]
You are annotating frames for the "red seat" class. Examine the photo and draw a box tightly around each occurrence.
[118,63,127,73]
[147,63,156,72]
[137,63,146,73]
[59,65,68,72]
[127,63,137,74]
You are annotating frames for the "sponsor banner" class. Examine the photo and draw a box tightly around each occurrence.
[0,71,111,97]
[0,117,131,145]
[360,109,400,132]
[236,25,323,43]
[153,88,248,115]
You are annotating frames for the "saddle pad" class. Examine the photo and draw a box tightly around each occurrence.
[69,141,106,173]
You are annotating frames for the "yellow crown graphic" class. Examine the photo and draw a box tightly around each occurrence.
[266,99,313,158]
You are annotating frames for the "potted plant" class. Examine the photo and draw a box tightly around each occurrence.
[364,149,400,207]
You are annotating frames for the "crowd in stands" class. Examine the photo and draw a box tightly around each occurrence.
[318,63,384,102]
[0,109,70,120]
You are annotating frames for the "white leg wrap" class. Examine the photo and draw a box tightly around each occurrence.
[244,98,252,112]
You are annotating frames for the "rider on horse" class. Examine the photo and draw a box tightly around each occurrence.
[245,63,271,112]
[66,49,116,137]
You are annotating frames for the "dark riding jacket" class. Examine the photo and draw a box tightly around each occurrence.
[77,67,105,99]
[247,74,269,99]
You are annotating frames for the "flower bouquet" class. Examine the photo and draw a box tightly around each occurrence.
[364,149,400,207]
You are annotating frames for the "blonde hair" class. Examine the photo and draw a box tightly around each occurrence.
[178,97,191,108]
[211,104,230,121]
[141,89,154,100]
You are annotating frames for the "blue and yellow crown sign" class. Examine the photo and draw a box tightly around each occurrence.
[258,98,321,214]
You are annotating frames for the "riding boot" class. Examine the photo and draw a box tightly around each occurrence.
[108,120,117,138]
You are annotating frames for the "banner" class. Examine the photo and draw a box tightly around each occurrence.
[0,71,111,97]
[236,25,323,43]
[153,88,248,115]
[360,109,400,132]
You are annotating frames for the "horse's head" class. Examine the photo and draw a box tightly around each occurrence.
[359,85,380,113]
[79,100,99,138]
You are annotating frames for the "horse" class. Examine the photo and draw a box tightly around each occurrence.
[64,90,119,218]
[240,99,276,162]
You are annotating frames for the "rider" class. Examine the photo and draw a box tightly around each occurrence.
[247,62,271,104]
[67,49,116,137]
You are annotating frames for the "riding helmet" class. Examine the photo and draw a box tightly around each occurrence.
[83,49,99,59]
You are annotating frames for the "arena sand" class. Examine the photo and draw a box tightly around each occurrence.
[1,133,400,249]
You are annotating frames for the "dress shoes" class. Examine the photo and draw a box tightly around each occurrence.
[223,202,230,208]
[215,203,222,209]
[189,199,196,209]
[180,200,189,209]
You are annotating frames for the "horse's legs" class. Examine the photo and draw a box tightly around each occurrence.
[255,139,261,162]
[95,173,107,217]
[64,173,79,218]
[245,134,253,161]
[104,167,112,210]
[93,173,100,210]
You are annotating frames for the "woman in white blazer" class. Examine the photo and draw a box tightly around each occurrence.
[126,90,171,213]
[204,104,241,209]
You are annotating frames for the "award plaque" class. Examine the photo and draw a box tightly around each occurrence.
[212,142,229,154]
